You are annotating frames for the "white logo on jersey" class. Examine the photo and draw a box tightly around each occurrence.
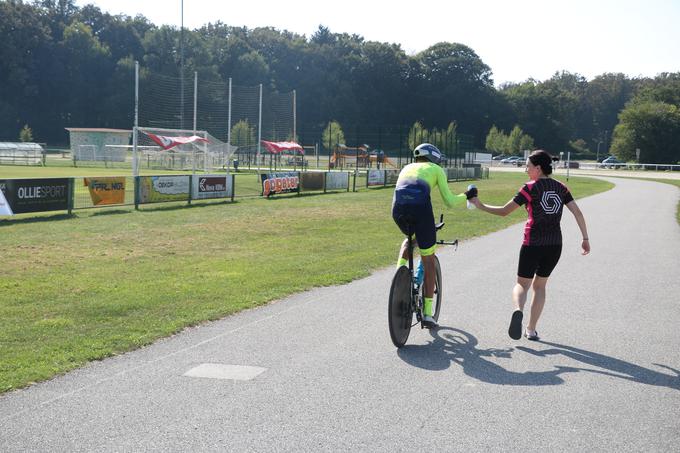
[540,191,562,214]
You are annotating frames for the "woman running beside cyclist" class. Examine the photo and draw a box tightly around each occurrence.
[468,149,590,340]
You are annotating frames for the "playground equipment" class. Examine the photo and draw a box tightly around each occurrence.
[330,144,396,169]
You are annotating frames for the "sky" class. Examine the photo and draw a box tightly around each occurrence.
[74,0,680,86]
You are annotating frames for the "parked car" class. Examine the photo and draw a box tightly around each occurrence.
[599,156,625,168]
[492,154,507,161]
[500,156,523,166]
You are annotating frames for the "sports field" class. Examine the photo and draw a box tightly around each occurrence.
[1,172,612,392]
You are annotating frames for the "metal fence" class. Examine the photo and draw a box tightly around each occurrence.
[1,167,488,219]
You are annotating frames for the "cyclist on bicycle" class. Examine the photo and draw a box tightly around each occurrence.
[392,143,467,328]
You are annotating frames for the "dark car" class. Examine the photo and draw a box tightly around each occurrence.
[599,156,625,168]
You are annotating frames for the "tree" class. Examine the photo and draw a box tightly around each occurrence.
[519,134,535,152]
[414,42,494,138]
[322,120,345,151]
[507,125,523,154]
[587,73,636,151]
[501,81,560,151]
[485,126,506,154]
[634,72,680,107]
[610,100,680,164]
[569,138,589,154]
[19,125,34,142]
[440,121,458,154]
[232,50,270,85]
[231,119,256,147]
[407,121,429,150]
[0,1,51,140]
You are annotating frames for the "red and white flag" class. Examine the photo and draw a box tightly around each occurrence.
[260,140,304,154]
[143,132,209,150]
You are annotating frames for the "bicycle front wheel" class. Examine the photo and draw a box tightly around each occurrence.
[432,255,442,322]
[418,255,443,322]
[388,266,413,348]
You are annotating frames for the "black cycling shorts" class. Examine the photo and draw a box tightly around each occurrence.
[392,201,436,253]
[517,244,562,278]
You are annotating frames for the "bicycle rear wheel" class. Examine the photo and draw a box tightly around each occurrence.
[388,266,413,347]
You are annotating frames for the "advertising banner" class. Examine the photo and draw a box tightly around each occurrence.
[0,182,13,215]
[138,175,190,203]
[0,178,69,214]
[261,172,299,197]
[367,170,385,187]
[384,170,399,185]
[300,172,324,192]
[192,175,233,199]
[325,172,349,191]
[84,177,126,206]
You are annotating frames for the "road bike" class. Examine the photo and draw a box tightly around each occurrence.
[388,214,458,348]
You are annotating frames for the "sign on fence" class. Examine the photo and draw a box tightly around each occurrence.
[300,172,324,191]
[192,175,233,199]
[367,170,385,186]
[384,170,399,185]
[84,177,126,206]
[0,183,13,215]
[261,172,299,197]
[0,178,70,214]
[138,176,190,203]
[325,172,349,191]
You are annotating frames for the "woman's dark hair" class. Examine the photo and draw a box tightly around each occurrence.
[528,149,559,175]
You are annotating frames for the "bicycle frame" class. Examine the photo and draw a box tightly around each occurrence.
[405,215,458,328]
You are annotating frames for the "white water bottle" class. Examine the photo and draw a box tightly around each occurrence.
[466,184,477,210]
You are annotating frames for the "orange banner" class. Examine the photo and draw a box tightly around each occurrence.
[84,177,126,205]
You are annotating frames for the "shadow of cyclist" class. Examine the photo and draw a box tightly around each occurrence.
[397,326,579,386]
[516,341,680,390]
[396,326,680,390]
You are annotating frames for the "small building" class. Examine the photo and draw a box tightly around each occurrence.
[0,142,44,165]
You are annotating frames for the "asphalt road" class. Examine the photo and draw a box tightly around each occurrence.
[1,176,679,452]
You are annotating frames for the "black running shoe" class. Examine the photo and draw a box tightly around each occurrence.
[524,329,540,341]
[508,310,523,340]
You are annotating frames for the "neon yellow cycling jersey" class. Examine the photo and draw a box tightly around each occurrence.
[393,162,462,207]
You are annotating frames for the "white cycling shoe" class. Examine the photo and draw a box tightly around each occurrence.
[422,315,438,329]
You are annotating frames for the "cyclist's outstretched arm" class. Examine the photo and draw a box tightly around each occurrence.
[436,167,466,208]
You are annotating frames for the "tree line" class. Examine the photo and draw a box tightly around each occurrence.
[1,0,679,163]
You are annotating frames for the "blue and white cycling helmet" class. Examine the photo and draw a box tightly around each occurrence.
[413,143,442,164]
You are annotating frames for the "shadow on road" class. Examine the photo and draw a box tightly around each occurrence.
[517,341,680,390]
[396,326,680,390]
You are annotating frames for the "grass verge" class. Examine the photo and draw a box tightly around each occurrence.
[0,172,612,392]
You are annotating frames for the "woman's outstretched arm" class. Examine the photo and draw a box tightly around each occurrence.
[565,200,590,255]
[470,197,520,217]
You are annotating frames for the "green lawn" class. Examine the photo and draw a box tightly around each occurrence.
[0,172,612,393]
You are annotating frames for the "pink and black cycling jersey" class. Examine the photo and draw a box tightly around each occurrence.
[512,178,574,246]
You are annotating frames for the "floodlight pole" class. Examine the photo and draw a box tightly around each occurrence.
[192,71,197,176]
[133,60,139,177]
[193,72,197,134]
[257,83,262,172]
[293,89,297,142]
[227,78,232,146]
[179,0,184,130]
